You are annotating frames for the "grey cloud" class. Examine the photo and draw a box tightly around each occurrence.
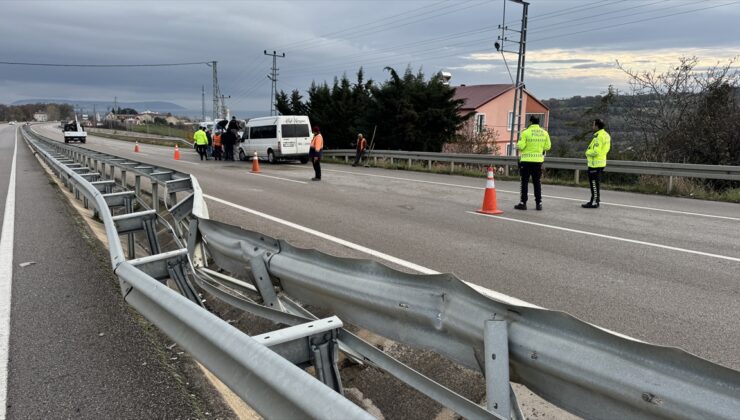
[1,0,739,110]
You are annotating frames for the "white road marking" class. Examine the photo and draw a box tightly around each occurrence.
[203,193,643,342]
[325,168,740,221]
[0,128,19,420]
[203,193,535,306]
[467,211,740,263]
[247,172,308,184]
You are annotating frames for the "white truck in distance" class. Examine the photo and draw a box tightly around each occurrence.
[62,117,86,143]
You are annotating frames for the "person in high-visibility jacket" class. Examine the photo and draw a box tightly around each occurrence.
[352,133,367,167]
[514,115,551,211]
[582,119,611,208]
[193,126,209,161]
[309,125,324,181]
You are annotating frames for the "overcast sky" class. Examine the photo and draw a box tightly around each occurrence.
[1,0,739,116]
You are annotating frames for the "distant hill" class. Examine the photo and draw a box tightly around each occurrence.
[11,99,186,114]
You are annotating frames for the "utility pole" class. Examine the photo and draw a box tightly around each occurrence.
[497,0,529,156]
[220,94,231,119]
[207,61,221,121]
[201,85,206,122]
[264,50,285,116]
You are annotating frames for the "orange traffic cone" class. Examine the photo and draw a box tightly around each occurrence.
[174,144,180,160]
[477,166,503,215]
[134,141,140,153]
[250,151,261,173]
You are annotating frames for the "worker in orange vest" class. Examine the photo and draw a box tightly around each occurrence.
[212,130,223,161]
[352,133,367,167]
[310,125,324,181]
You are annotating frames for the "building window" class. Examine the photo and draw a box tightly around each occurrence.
[475,113,486,134]
[507,112,514,131]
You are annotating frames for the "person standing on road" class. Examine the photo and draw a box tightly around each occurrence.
[582,119,611,209]
[222,128,237,161]
[227,116,240,132]
[309,125,324,181]
[193,126,209,161]
[205,129,213,160]
[352,133,367,167]
[212,129,223,161]
[514,115,551,211]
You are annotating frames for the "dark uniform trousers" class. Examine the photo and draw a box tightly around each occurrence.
[587,167,604,204]
[519,161,543,204]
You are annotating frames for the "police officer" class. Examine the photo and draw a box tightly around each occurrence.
[582,119,611,208]
[514,115,551,211]
[193,125,209,161]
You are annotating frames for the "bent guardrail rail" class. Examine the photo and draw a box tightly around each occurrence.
[24,127,740,419]
[21,128,374,420]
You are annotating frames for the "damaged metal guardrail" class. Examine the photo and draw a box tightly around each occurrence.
[21,128,374,420]
[24,127,740,419]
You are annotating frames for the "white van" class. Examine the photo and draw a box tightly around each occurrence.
[238,115,311,164]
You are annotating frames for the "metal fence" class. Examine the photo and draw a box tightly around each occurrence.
[22,127,740,419]
[325,149,740,192]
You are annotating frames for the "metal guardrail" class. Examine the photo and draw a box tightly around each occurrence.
[21,128,373,420]
[87,127,193,146]
[23,127,740,419]
[325,149,740,191]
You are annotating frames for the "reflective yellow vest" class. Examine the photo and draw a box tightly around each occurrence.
[194,129,208,145]
[517,124,551,163]
[585,129,611,168]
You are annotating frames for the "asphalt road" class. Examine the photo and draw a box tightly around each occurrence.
[0,124,233,419]
[32,123,740,373]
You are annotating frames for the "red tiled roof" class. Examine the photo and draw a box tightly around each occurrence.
[452,84,550,111]
[452,84,514,110]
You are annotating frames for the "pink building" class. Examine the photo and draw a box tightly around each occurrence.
[452,84,550,155]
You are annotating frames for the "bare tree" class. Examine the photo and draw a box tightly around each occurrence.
[447,119,500,154]
[617,56,740,165]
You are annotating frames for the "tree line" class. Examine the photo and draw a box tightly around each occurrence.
[275,67,470,151]
[0,103,75,122]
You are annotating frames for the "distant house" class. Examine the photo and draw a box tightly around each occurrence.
[452,84,549,155]
[33,112,48,122]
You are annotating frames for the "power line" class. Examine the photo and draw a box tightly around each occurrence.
[0,60,209,67]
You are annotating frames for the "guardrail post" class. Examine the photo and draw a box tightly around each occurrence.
[407,158,412,168]
[390,157,394,166]
[344,155,348,163]
[110,165,116,182]
[504,165,509,177]
[451,161,455,174]
[428,160,432,171]
[484,318,510,418]
[152,182,160,213]
[668,176,674,194]
[121,169,127,189]
[373,156,377,165]
[135,175,141,197]
[574,170,580,184]
[101,162,106,178]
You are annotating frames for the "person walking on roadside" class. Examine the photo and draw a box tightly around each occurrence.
[222,128,237,161]
[194,125,209,161]
[352,133,367,167]
[582,119,611,209]
[309,125,324,181]
[514,115,551,211]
